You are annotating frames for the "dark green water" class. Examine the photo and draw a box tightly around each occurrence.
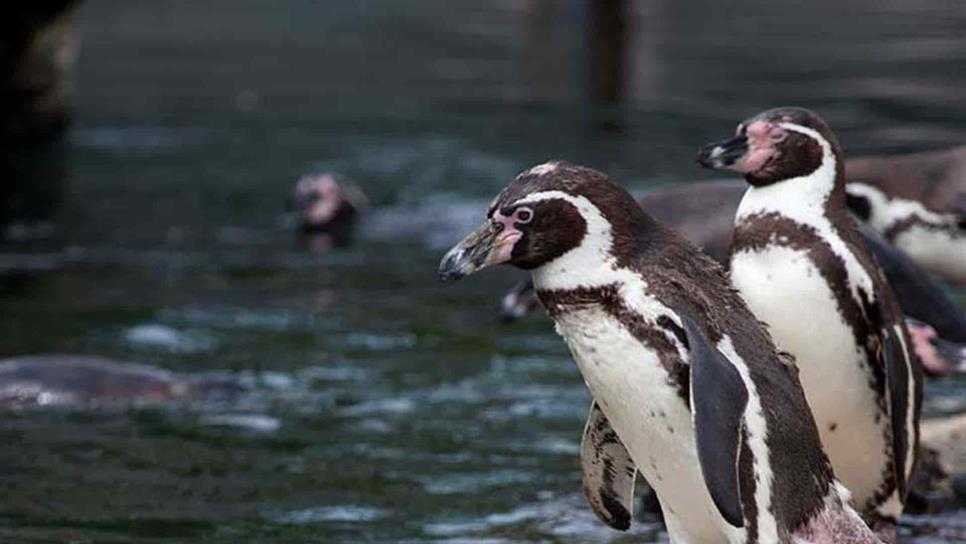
[1,1,965,542]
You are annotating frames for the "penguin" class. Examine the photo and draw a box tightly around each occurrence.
[0,355,240,408]
[289,172,369,248]
[845,182,965,285]
[845,146,965,218]
[439,161,879,544]
[844,145,966,285]
[697,107,923,543]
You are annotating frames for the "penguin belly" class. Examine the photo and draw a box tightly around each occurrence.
[731,245,891,513]
[553,306,743,544]
[893,226,966,285]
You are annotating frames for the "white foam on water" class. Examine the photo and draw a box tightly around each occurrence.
[267,505,387,524]
[124,323,214,353]
[200,413,281,433]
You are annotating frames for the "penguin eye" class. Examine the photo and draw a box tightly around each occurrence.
[514,207,534,224]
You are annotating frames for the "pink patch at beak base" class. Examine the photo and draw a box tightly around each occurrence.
[731,120,779,173]
[486,230,522,266]
[486,211,525,266]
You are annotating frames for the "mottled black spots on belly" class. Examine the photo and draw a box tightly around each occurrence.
[538,284,690,404]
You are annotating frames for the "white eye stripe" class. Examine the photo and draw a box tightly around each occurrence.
[486,194,501,217]
[512,190,573,207]
[778,122,829,148]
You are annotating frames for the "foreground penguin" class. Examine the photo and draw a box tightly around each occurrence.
[439,162,880,544]
[698,107,923,543]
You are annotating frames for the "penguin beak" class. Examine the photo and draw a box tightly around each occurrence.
[439,219,522,281]
[696,135,749,169]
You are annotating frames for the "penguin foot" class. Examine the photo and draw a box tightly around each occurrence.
[906,319,966,377]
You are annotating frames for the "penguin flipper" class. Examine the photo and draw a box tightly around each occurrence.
[580,400,636,531]
[880,319,916,497]
[679,312,748,528]
[856,261,919,497]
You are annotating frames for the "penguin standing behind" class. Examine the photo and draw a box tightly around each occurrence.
[698,107,923,543]
[845,181,965,285]
[439,162,880,544]
[844,145,965,285]
[845,146,966,217]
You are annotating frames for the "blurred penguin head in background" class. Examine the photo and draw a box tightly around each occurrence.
[289,172,369,248]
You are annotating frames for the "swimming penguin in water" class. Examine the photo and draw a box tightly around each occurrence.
[698,107,923,543]
[289,172,369,248]
[439,161,880,544]
[0,355,240,408]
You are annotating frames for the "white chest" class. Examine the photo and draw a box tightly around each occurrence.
[734,130,876,299]
[893,225,966,284]
[730,245,889,509]
[552,306,740,544]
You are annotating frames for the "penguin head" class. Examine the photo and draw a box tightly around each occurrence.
[439,161,655,281]
[289,172,369,248]
[697,107,842,187]
[844,182,885,225]
[290,173,368,235]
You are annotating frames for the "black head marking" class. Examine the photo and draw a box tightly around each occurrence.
[439,161,667,280]
[743,107,840,187]
[489,161,663,270]
[846,191,873,221]
[698,107,845,189]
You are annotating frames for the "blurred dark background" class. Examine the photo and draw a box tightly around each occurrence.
[0,1,963,542]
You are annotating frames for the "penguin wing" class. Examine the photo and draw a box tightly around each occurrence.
[878,315,917,497]
[679,312,748,528]
[580,400,637,531]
